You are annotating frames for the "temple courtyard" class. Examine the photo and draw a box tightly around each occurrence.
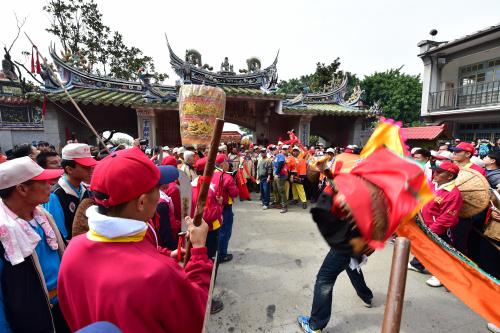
[208,194,486,333]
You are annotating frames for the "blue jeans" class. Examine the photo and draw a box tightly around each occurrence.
[218,205,234,257]
[259,178,270,206]
[309,249,373,330]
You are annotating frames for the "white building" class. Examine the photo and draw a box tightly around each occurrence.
[418,24,500,141]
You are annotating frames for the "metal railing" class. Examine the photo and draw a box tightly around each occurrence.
[428,80,500,112]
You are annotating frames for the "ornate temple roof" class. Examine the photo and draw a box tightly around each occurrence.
[282,104,377,117]
[167,37,279,92]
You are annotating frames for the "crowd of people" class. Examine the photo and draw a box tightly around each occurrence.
[0,134,499,333]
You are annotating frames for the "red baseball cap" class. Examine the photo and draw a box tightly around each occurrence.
[161,156,177,167]
[433,161,460,175]
[90,148,161,207]
[450,142,475,154]
[195,157,207,172]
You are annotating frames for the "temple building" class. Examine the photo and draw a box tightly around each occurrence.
[2,39,378,151]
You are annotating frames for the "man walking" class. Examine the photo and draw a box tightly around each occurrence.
[0,157,68,332]
[44,143,97,241]
[257,147,273,209]
[273,147,288,213]
[290,146,308,209]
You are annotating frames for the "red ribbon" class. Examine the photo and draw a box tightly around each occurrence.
[31,46,41,74]
[177,234,185,262]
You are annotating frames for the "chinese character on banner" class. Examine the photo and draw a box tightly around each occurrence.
[143,119,150,141]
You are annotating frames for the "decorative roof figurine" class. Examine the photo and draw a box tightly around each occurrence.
[167,36,279,92]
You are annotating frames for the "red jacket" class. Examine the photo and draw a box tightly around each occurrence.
[58,235,212,333]
[165,182,181,223]
[212,170,239,205]
[467,162,487,177]
[191,177,223,231]
[421,182,463,235]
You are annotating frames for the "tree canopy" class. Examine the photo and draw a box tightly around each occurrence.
[44,0,167,82]
[277,58,360,95]
[361,68,422,125]
[278,60,422,126]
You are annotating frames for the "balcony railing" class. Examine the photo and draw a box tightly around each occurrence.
[428,80,500,112]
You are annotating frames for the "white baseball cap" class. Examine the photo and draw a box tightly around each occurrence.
[162,146,170,151]
[292,146,301,151]
[62,143,97,167]
[326,148,335,153]
[282,144,290,149]
[0,156,64,190]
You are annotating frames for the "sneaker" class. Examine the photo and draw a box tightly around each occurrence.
[280,207,287,213]
[219,254,233,263]
[302,202,308,209]
[487,323,500,333]
[426,276,442,287]
[362,299,372,308]
[407,263,424,273]
[262,205,269,210]
[210,299,224,315]
[297,315,321,333]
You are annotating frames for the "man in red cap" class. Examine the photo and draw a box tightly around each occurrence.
[57,148,213,333]
[0,157,68,332]
[213,153,239,263]
[408,161,463,287]
[450,142,486,176]
[44,143,97,242]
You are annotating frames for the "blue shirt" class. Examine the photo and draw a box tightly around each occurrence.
[43,193,67,239]
[273,153,287,179]
[30,220,61,295]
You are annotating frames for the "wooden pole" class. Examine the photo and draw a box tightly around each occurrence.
[183,118,225,265]
[24,33,109,153]
[381,237,411,333]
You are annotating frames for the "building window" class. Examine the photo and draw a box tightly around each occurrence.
[459,57,500,86]
[0,105,43,128]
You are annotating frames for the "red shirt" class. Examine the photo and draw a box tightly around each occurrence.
[58,235,212,333]
[165,182,181,223]
[421,182,463,235]
[212,170,238,205]
[191,177,223,231]
[467,162,487,177]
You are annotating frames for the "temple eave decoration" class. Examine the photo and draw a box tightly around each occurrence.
[166,37,279,92]
[42,44,177,105]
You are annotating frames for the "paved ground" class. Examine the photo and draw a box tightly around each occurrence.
[207,194,487,333]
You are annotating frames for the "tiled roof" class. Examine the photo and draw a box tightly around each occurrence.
[0,96,31,105]
[27,88,177,108]
[282,104,372,117]
[221,87,284,99]
[402,125,445,140]
[26,86,284,108]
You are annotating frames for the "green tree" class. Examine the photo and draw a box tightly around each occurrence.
[361,68,422,126]
[44,0,167,82]
[278,58,359,95]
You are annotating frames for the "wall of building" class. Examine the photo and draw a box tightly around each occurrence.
[310,116,358,147]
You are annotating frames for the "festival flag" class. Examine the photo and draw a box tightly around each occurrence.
[397,216,500,326]
[31,46,41,74]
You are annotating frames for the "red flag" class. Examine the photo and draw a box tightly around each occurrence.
[31,46,35,73]
[36,50,41,74]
